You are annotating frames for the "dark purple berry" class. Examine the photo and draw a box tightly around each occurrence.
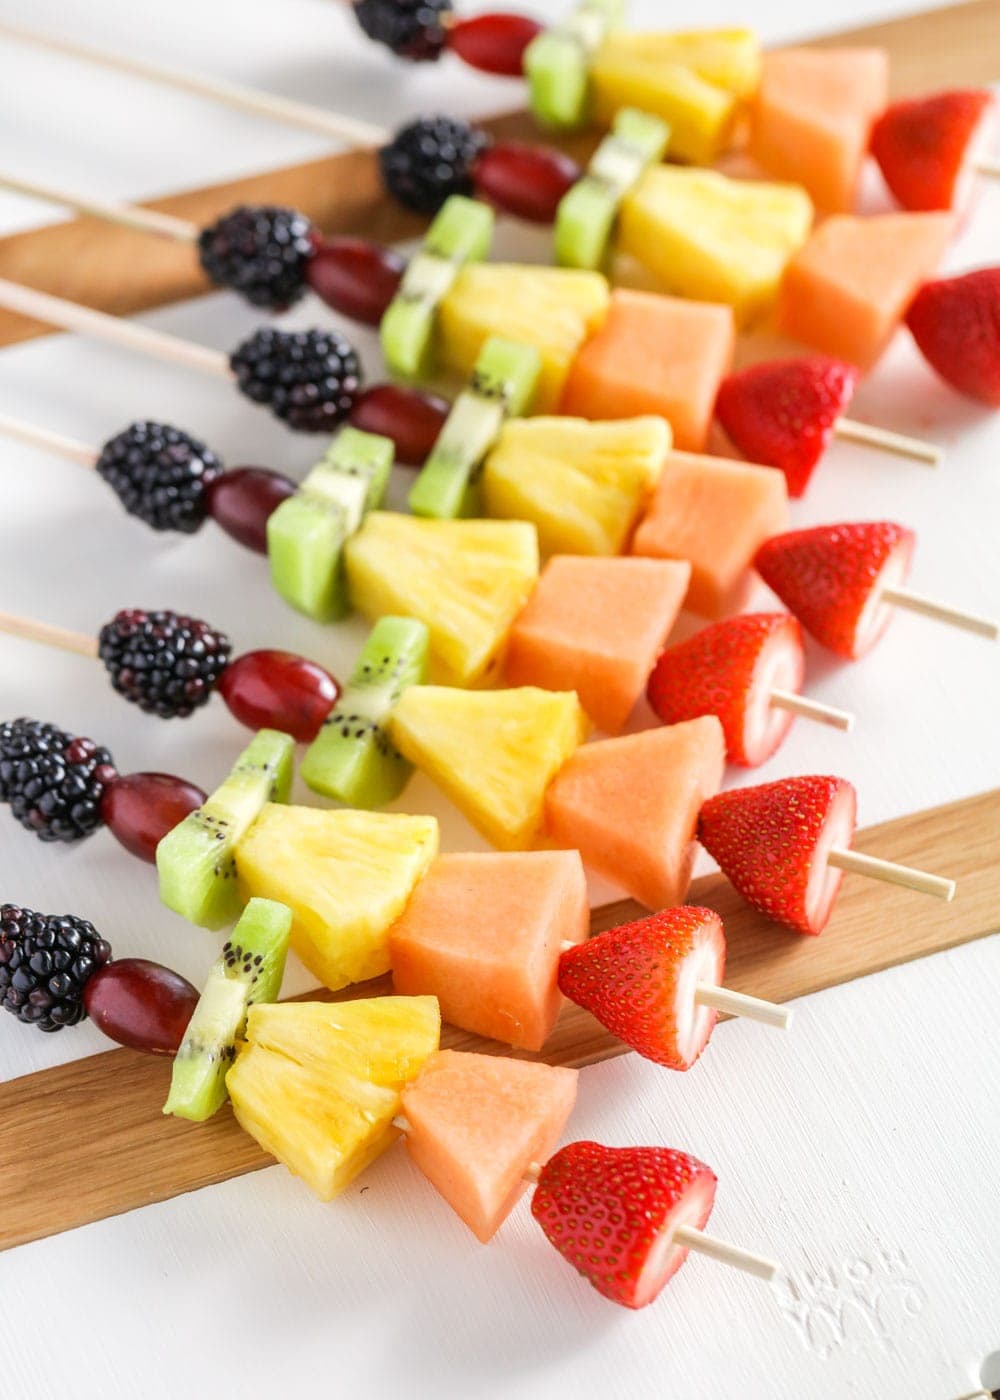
[198,205,316,310]
[95,420,224,534]
[380,115,489,215]
[0,718,116,843]
[0,904,111,1031]
[353,0,453,61]
[98,609,232,720]
[229,327,362,432]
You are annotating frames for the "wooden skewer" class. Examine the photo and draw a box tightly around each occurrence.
[769,689,854,733]
[557,942,790,1029]
[0,413,97,467]
[833,416,942,466]
[393,1120,779,1280]
[880,584,999,641]
[828,847,956,901]
[0,278,232,380]
[0,170,199,244]
[0,609,97,660]
[0,19,389,147]
[975,157,1000,178]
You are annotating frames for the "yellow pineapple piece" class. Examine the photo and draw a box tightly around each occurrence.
[482,415,669,557]
[618,166,814,326]
[590,30,761,164]
[389,686,589,850]
[235,805,439,990]
[227,995,440,1200]
[438,264,610,411]
[345,512,539,687]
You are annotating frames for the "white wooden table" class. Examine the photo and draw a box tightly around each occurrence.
[0,2,998,1396]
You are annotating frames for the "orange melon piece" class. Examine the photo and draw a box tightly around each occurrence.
[544,718,725,910]
[389,850,588,1051]
[750,48,890,212]
[561,289,735,452]
[401,1050,578,1242]
[631,451,788,618]
[504,555,690,733]
[778,211,955,369]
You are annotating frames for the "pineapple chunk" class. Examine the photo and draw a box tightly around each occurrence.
[438,264,610,411]
[590,30,761,164]
[345,512,539,687]
[619,166,814,326]
[227,995,440,1201]
[389,686,589,850]
[235,805,439,991]
[482,416,669,556]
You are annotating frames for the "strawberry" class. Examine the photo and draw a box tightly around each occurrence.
[906,268,1000,406]
[531,1141,717,1308]
[871,89,995,212]
[698,775,857,935]
[558,907,725,1070]
[715,357,860,497]
[647,613,805,767]
[754,522,916,659]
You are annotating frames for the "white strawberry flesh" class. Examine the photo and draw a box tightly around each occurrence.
[804,781,857,933]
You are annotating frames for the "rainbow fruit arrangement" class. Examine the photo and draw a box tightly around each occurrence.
[2,0,1000,1315]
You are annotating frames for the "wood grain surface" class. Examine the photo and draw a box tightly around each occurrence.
[0,0,997,346]
[1,786,996,1254]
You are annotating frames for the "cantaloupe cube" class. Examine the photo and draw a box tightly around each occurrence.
[561,290,735,451]
[437,264,610,411]
[401,1050,578,1242]
[389,686,589,850]
[590,30,758,164]
[631,451,788,618]
[778,211,955,369]
[618,167,813,327]
[504,556,690,733]
[750,48,889,213]
[544,717,725,910]
[482,415,669,557]
[389,851,588,1051]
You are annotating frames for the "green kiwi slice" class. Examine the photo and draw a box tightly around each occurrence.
[267,427,394,621]
[300,616,429,807]
[555,107,670,269]
[163,897,292,1122]
[407,337,541,520]
[380,196,494,378]
[156,729,295,930]
[524,0,625,130]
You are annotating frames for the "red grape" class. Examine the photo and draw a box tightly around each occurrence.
[306,237,405,325]
[348,383,449,465]
[447,13,544,75]
[102,772,206,863]
[473,141,581,223]
[84,958,199,1055]
[206,468,295,554]
[218,649,339,742]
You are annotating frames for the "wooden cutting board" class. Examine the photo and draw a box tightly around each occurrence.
[0,0,997,345]
[1,786,996,1253]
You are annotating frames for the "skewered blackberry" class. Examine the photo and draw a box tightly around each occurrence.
[229,327,362,432]
[0,719,117,843]
[95,420,224,534]
[353,0,453,61]
[198,205,317,310]
[98,609,232,719]
[380,116,489,214]
[0,904,112,1031]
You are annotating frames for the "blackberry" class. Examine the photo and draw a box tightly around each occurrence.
[198,205,317,311]
[0,718,117,843]
[380,115,489,215]
[98,609,232,719]
[230,327,362,432]
[353,0,453,61]
[96,420,225,534]
[0,904,111,1032]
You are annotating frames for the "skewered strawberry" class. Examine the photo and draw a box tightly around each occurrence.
[754,522,998,659]
[871,89,996,211]
[906,267,1000,406]
[698,775,955,935]
[558,907,790,1070]
[646,613,852,766]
